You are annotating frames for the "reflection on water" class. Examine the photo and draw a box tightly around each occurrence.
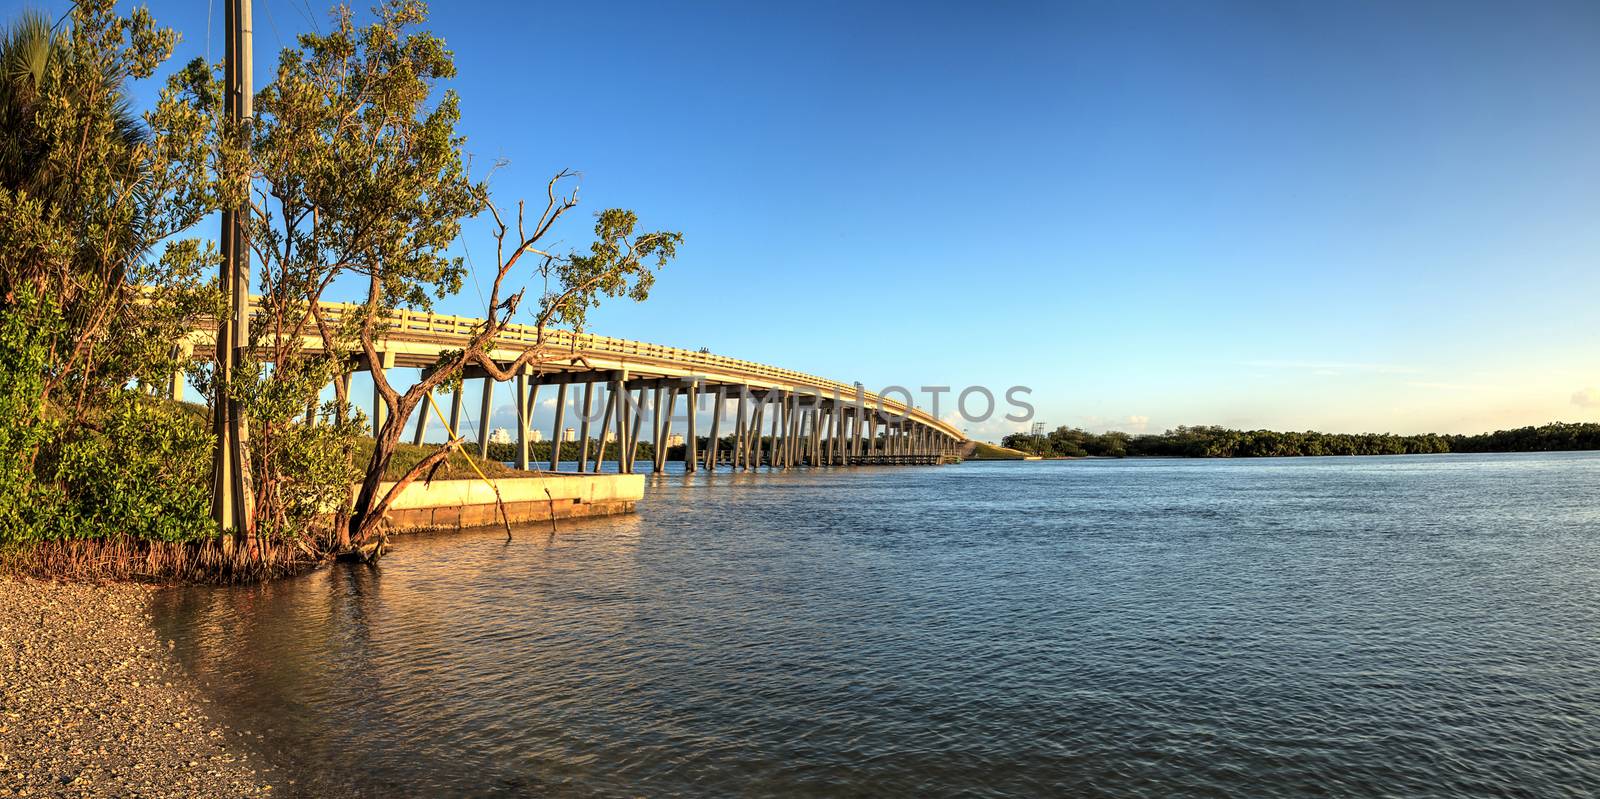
[154,453,1600,797]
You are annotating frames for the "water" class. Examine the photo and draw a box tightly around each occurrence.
[152,453,1600,798]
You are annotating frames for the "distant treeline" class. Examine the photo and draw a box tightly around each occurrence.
[1001,422,1600,459]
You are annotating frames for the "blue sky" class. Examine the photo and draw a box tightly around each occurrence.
[27,0,1600,438]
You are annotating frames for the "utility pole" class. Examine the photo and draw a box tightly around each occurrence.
[212,0,255,545]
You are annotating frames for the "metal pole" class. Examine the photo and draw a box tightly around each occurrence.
[211,0,256,540]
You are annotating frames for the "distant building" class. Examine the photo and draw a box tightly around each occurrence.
[530,428,544,443]
[488,428,511,445]
[666,433,685,448]
[563,427,577,443]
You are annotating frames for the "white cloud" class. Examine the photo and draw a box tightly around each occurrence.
[1572,387,1600,409]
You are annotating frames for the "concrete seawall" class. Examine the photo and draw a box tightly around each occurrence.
[375,473,645,532]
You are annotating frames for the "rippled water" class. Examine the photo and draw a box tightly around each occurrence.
[153,453,1600,797]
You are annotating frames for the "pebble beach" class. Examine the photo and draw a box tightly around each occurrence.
[0,577,279,798]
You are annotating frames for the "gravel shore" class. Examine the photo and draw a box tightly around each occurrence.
[0,577,279,798]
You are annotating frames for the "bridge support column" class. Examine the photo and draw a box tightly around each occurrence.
[515,369,531,470]
[733,388,746,470]
[370,350,395,436]
[705,386,723,471]
[449,385,464,441]
[811,407,822,466]
[550,381,568,471]
[169,341,193,402]
[648,387,663,472]
[578,379,596,472]
[477,376,494,460]
[787,392,800,467]
[746,393,763,469]
[831,401,843,465]
[767,393,780,468]
[628,387,647,473]
[596,380,618,473]
[849,409,860,464]
[412,390,434,445]
[627,388,642,473]
[685,381,699,474]
[783,392,797,468]
[756,393,770,469]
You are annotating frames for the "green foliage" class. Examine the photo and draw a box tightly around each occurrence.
[543,209,682,333]
[372,439,518,480]
[1444,423,1600,453]
[0,0,683,560]
[966,441,1031,460]
[0,1,222,554]
[250,0,479,319]
[0,291,212,545]
[0,0,216,408]
[998,423,1600,459]
[0,288,59,538]
[251,409,362,538]
[42,394,214,542]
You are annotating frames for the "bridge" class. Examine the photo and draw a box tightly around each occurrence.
[180,300,967,475]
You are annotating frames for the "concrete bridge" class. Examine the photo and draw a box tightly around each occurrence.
[182,300,967,475]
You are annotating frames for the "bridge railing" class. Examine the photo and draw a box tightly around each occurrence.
[236,298,961,439]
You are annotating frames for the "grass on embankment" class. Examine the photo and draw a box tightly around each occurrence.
[352,438,522,481]
[964,441,1033,460]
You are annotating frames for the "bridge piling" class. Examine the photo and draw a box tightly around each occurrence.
[412,390,433,445]
[629,387,647,473]
[595,380,618,473]
[449,385,464,445]
[578,380,595,472]
[476,376,493,459]
[515,370,532,470]
[371,350,396,435]
[705,386,723,471]
[685,381,699,474]
[786,392,800,468]
[730,390,743,470]
[747,394,763,469]
[767,392,782,469]
[550,381,567,471]
[811,407,822,466]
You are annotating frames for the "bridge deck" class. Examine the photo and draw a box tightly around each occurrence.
[189,299,965,442]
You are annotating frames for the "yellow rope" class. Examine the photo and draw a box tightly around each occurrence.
[425,388,515,539]
[427,389,495,486]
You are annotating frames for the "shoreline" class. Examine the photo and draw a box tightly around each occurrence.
[0,576,280,797]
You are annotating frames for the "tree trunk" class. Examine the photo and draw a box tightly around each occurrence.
[349,418,403,544]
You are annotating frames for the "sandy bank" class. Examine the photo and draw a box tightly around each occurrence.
[0,577,278,798]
